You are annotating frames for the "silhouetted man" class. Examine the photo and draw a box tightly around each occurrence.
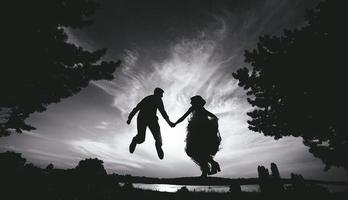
[127,88,174,159]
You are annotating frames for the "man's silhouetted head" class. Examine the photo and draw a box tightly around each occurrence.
[154,87,164,98]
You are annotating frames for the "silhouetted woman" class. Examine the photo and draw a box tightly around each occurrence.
[174,95,221,177]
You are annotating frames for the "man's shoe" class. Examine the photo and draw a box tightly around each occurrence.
[129,140,137,153]
[156,146,164,160]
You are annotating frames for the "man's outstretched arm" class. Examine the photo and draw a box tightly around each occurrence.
[158,99,174,127]
[127,104,140,124]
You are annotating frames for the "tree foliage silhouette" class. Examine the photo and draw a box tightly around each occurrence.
[232,1,347,170]
[1,0,121,137]
[75,158,107,177]
[0,151,26,173]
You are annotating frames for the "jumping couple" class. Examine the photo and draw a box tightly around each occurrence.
[126,88,221,177]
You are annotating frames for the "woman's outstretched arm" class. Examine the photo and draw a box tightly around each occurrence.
[175,107,193,125]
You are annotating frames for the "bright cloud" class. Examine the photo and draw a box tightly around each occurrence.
[88,25,318,178]
[2,0,346,181]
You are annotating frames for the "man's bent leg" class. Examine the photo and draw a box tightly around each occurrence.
[129,119,146,153]
[155,141,164,160]
[148,121,163,159]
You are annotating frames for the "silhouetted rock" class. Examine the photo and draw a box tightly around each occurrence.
[258,163,283,193]
[271,163,280,179]
[258,165,271,192]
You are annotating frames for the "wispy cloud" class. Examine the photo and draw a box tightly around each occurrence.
[2,0,337,179]
[87,21,320,178]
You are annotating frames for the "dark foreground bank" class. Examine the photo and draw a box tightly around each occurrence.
[1,151,347,200]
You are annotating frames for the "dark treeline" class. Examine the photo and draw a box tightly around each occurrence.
[1,151,119,200]
[1,151,347,200]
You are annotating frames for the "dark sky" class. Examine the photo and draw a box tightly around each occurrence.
[69,0,321,63]
[2,0,348,181]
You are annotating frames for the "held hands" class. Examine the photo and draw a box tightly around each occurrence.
[169,121,179,128]
[169,121,175,128]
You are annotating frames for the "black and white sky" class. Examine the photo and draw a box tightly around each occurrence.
[2,0,348,180]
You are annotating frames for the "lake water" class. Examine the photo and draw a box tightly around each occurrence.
[124,183,347,193]
[131,183,260,193]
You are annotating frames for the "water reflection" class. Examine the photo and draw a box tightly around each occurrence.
[132,183,260,193]
[126,183,347,193]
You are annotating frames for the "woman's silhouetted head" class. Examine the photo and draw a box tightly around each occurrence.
[190,95,206,108]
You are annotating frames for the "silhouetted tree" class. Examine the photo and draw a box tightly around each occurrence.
[270,163,280,179]
[0,151,26,173]
[232,1,347,170]
[258,165,270,192]
[75,158,107,177]
[1,0,121,137]
[45,163,54,171]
